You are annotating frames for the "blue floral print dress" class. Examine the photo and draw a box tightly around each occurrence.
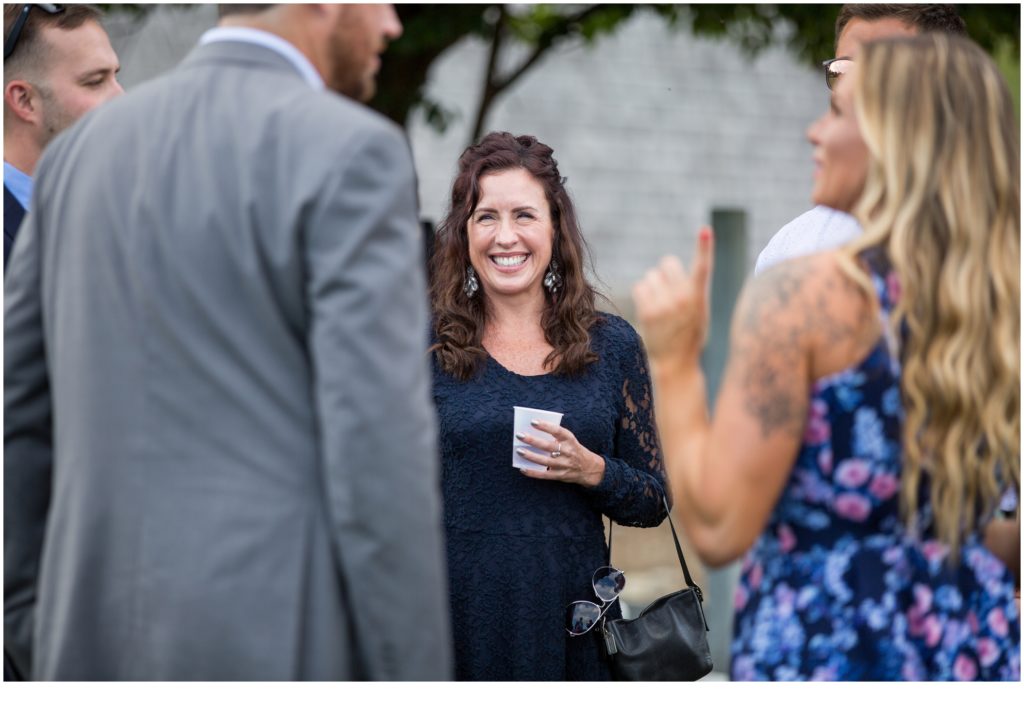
[730,250,1021,681]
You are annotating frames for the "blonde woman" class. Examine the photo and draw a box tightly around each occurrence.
[633,34,1019,680]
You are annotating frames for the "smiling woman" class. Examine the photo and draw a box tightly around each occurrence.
[807,64,869,213]
[428,132,669,680]
[467,168,554,302]
[431,132,600,381]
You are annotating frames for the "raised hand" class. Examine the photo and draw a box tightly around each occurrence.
[631,226,715,370]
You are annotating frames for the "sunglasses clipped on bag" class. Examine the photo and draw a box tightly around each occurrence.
[822,56,854,91]
[4,4,65,60]
[564,566,626,636]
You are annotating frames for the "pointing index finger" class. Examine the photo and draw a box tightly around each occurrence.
[693,226,715,301]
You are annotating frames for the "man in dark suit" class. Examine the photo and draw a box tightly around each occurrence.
[2,3,122,271]
[5,3,451,680]
[3,4,123,679]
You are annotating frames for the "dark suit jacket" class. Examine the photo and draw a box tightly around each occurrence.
[4,183,26,273]
[4,184,28,679]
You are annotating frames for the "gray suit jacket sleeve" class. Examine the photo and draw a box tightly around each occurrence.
[4,207,52,680]
[304,127,452,680]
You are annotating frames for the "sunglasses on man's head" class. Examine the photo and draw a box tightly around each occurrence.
[4,4,65,60]
[564,566,626,637]
[823,56,854,91]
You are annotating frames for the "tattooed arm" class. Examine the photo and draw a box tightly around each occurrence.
[633,229,875,566]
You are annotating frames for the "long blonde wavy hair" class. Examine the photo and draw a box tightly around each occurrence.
[839,33,1020,558]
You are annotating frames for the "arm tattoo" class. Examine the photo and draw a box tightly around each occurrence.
[726,260,863,441]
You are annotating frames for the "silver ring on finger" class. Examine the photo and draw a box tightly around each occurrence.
[550,441,562,459]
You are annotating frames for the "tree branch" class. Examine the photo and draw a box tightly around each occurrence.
[471,4,608,143]
[470,4,508,141]
[493,4,607,93]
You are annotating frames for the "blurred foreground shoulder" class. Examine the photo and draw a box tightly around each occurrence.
[295,90,409,159]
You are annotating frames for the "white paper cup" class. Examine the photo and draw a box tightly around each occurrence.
[513,406,564,470]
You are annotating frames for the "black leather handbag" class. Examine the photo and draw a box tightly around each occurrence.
[601,496,713,681]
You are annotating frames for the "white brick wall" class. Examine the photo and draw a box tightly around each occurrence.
[409,13,828,305]
[108,7,829,305]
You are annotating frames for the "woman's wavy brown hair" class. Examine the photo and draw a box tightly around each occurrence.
[430,132,601,380]
[838,34,1020,558]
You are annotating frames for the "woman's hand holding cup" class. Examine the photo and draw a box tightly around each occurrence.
[515,420,606,488]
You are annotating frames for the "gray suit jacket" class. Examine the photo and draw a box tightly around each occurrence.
[4,40,452,681]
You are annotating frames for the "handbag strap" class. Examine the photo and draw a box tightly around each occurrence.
[607,491,702,600]
[658,495,700,595]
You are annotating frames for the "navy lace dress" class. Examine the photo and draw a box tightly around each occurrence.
[432,313,667,680]
[730,251,1021,681]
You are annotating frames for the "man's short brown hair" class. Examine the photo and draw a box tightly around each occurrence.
[3,3,102,76]
[836,4,967,52]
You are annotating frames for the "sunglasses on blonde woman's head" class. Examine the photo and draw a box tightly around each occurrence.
[4,4,64,60]
[823,56,854,91]
[565,566,626,636]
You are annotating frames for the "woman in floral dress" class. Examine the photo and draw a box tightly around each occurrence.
[633,34,1019,680]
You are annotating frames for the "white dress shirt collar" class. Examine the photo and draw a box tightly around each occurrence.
[199,26,324,91]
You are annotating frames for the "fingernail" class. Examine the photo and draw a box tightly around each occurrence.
[530,419,539,426]
[515,432,525,440]
[516,448,525,455]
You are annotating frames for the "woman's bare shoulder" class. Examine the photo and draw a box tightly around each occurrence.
[740,249,878,377]
[745,249,870,326]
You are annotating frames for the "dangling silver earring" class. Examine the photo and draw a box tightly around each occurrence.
[543,260,562,294]
[463,265,479,298]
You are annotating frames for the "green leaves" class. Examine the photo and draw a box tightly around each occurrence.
[100,4,1020,137]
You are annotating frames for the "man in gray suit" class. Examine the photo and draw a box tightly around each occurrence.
[4,3,451,680]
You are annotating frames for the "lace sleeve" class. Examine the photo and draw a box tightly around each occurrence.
[585,326,669,527]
